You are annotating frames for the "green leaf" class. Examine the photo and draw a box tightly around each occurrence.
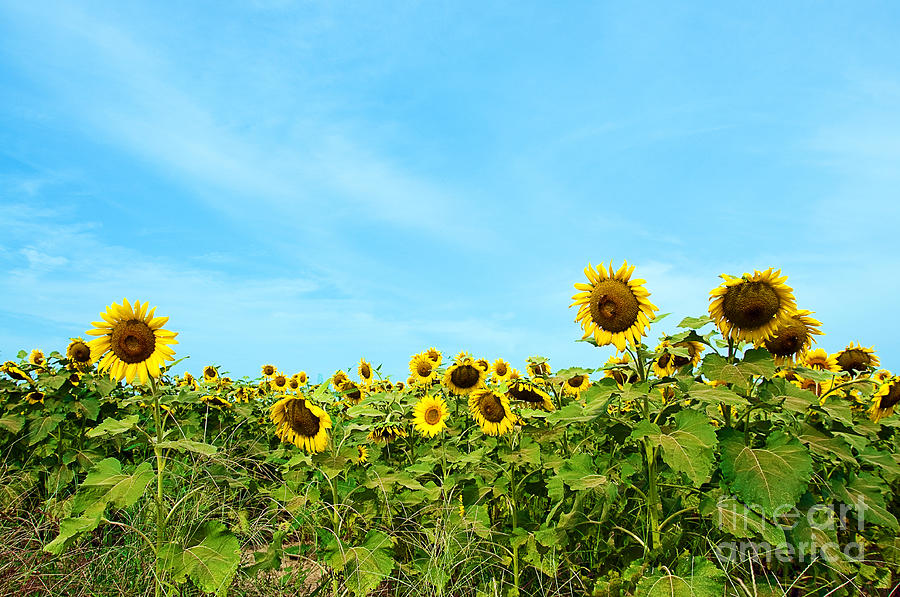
[553,454,606,492]
[720,431,813,516]
[790,507,852,574]
[631,411,718,487]
[86,415,139,438]
[635,557,726,596]
[243,530,285,575]
[700,494,786,545]
[43,513,102,555]
[831,473,899,532]
[158,521,241,594]
[29,414,64,445]
[71,458,155,516]
[72,398,101,421]
[156,439,218,456]
[330,530,395,597]
[680,382,746,408]
[699,354,748,389]
[0,414,24,434]
[737,349,776,378]
[545,401,597,424]
[796,425,855,463]
[678,315,714,329]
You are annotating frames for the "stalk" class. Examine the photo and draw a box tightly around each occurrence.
[149,375,166,597]
[634,342,661,551]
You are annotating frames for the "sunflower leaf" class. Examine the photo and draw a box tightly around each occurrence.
[43,512,102,555]
[28,413,65,445]
[243,529,286,575]
[71,458,155,516]
[330,531,396,597]
[554,454,606,492]
[635,557,726,596]
[0,414,24,434]
[86,415,140,438]
[631,411,718,486]
[830,473,899,532]
[156,439,218,456]
[720,431,813,516]
[158,521,241,593]
[678,315,714,329]
[700,494,787,545]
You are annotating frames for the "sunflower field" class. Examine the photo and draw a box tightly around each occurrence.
[1,262,898,596]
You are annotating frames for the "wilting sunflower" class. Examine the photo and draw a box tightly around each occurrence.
[469,389,517,436]
[491,358,512,382]
[425,347,442,365]
[66,337,92,370]
[604,353,636,387]
[413,395,449,437]
[294,371,308,385]
[28,349,45,367]
[561,374,591,398]
[526,359,551,378]
[339,380,365,405]
[367,424,407,443]
[261,364,276,378]
[762,310,823,364]
[358,359,374,385]
[409,353,438,385]
[801,348,840,373]
[507,380,555,411]
[271,373,290,392]
[652,341,677,378]
[571,260,659,351]
[475,358,491,373]
[26,391,44,405]
[271,395,332,453]
[1,361,32,383]
[356,445,369,464]
[201,394,231,408]
[869,378,900,423]
[85,299,178,385]
[834,342,879,375]
[203,366,219,382]
[708,268,797,344]
[443,357,486,395]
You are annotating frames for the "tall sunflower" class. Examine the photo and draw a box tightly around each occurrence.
[708,269,797,344]
[868,378,900,423]
[29,349,45,367]
[652,341,677,378]
[358,359,374,385]
[331,370,349,389]
[834,342,879,375]
[561,374,591,398]
[270,395,332,453]
[271,373,290,393]
[491,358,512,382]
[801,348,840,373]
[443,357,485,395]
[469,389,517,436]
[85,299,178,384]
[412,395,449,437]
[410,353,438,385]
[1,361,31,383]
[261,364,276,378]
[761,310,823,364]
[66,337,92,370]
[571,261,659,351]
[507,380,555,411]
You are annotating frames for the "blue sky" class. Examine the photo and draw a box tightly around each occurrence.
[2,2,899,381]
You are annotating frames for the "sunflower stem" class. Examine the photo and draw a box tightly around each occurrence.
[149,375,167,597]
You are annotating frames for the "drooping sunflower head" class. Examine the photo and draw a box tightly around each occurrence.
[261,364,276,378]
[409,353,438,385]
[357,445,369,464]
[26,391,45,405]
[561,374,591,398]
[604,353,636,387]
[425,347,442,365]
[339,380,365,405]
[203,366,219,382]
[180,371,195,387]
[394,381,405,392]
[652,341,676,378]
[762,310,823,364]
[571,261,659,351]
[708,269,797,344]
[671,340,706,369]
[834,342,879,375]
[28,349,45,367]
[367,424,407,444]
[358,359,374,385]
[868,378,900,423]
[413,395,449,438]
[1,361,31,383]
[85,299,178,385]
[469,389,517,436]
[872,370,892,385]
[295,371,308,385]
[507,380,555,411]
[526,358,551,378]
[491,358,512,382]
[331,370,349,389]
[800,348,840,373]
[443,358,485,395]
[475,358,491,373]
[270,395,332,453]
[201,394,231,409]
[66,337,92,369]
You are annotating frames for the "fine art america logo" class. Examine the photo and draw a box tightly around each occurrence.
[711,495,869,564]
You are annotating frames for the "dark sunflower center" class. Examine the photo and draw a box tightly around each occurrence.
[479,394,506,422]
[880,383,900,410]
[657,353,671,368]
[496,363,508,376]
[205,367,216,378]
[764,319,808,357]
[287,399,320,437]
[721,281,780,330]
[361,364,371,378]
[417,361,433,377]
[568,375,585,388]
[807,357,827,371]
[424,406,441,425]
[588,280,640,333]
[298,374,307,383]
[450,364,480,389]
[275,375,287,386]
[288,379,299,390]
[344,383,361,401]
[263,365,275,375]
[71,342,91,362]
[110,320,156,364]
[836,349,871,374]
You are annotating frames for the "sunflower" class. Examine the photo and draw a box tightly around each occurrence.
[507,380,555,411]
[201,394,231,408]
[203,366,219,382]
[367,424,407,443]
[179,372,195,387]
[868,378,900,423]
[604,353,636,387]
[571,260,659,351]
[28,349,45,367]
[85,299,178,385]
[271,395,332,453]
[26,391,44,405]
[761,310,823,364]
[339,380,365,405]
[526,359,551,378]
[413,395,449,437]
[443,357,486,395]
[357,445,369,464]
[66,337,92,370]
[652,341,676,378]
[294,371,308,385]
[394,381,405,392]
[425,347,442,365]
[708,268,797,344]
[68,371,82,387]
[561,374,591,398]
[491,358,512,382]
[261,364,276,378]
[801,348,840,373]
[358,359,374,385]
[331,370,349,389]
[410,353,439,385]
[872,370,892,385]
[1,361,32,383]
[671,340,706,369]
[475,358,491,373]
[469,389,517,436]
[834,342,879,375]
[287,378,300,392]
[271,373,290,392]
